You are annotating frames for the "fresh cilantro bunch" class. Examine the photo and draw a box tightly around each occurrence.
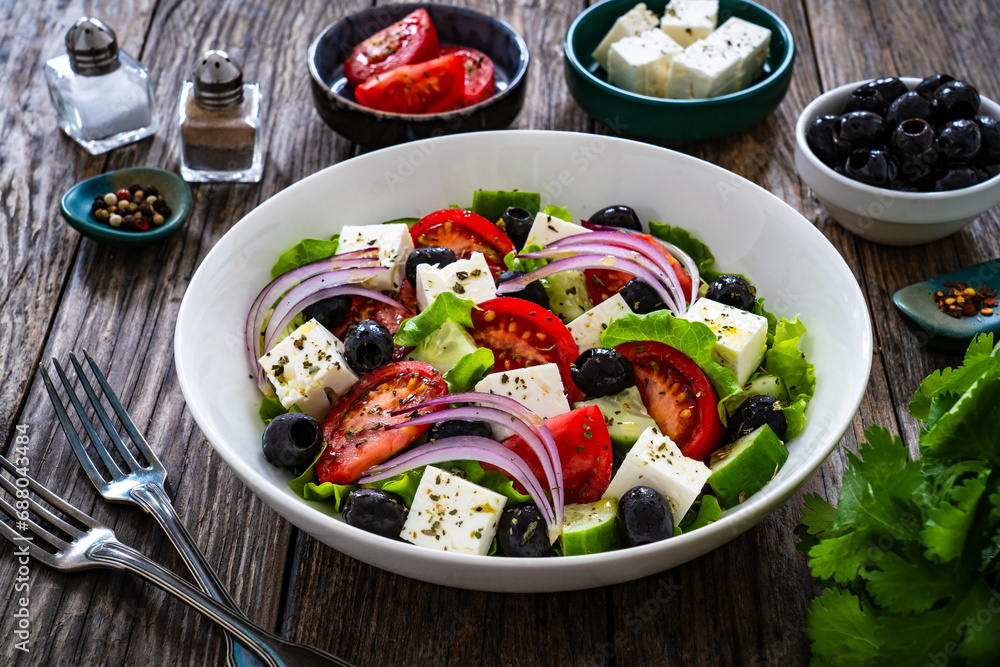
[797,334,1000,665]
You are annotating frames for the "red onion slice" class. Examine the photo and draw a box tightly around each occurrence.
[360,436,559,543]
[656,240,700,303]
[548,231,675,277]
[496,255,679,314]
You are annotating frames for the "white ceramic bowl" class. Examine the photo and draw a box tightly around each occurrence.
[795,78,1000,246]
[175,130,872,592]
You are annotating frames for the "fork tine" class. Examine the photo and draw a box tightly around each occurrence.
[0,455,100,531]
[80,351,160,469]
[63,354,142,472]
[0,507,58,567]
[40,365,116,488]
[0,491,72,556]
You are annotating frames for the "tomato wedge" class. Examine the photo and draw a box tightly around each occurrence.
[615,341,723,462]
[317,361,447,484]
[584,234,693,306]
[333,283,415,362]
[354,53,465,114]
[487,405,612,504]
[469,297,583,403]
[344,9,440,88]
[410,208,514,280]
[438,46,496,106]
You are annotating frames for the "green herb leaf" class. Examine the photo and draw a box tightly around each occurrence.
[270,236,340,279]
[443,348,495,394]
[806,588,881,665]
[919,470,988,563]
[394,292,476,347]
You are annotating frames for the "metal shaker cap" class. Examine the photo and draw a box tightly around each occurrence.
[192,50,244,108]
[66,17,120,76]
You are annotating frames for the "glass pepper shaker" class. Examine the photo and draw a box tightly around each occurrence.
[177,50,263,183]
[44,17,159,155]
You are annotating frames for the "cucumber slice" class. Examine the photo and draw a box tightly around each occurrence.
[471,190,541,223]
[707,425,788,508]
[407,319,478,373]
[575,387,658,453]
[545,270,593,323]
[723,374,788,417]
[560,498,623,556]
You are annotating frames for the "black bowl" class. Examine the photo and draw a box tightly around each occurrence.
[308,3,530,148]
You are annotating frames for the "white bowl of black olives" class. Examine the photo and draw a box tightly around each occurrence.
[794,75,1000,245]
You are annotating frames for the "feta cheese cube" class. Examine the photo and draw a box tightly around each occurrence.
[704,17,771,89]
[591,2,659,70]
[604,426,711,520]
[335,223,414,292]
[259,319,358,420]
[659,0,719,47]
[524,212,589,248]
[567,293,633,353]
[607,30,684,97]
[400,466,507,555]
[665,38,742,99]
[683,297,767,386]
[474,363,571,439]
[415,252,497,311]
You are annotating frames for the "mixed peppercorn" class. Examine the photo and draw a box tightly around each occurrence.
[90,183,172,232]
[933,281,996,318]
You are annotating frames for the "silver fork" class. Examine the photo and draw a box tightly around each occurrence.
[0,454,349,666]
[37,352,313,667]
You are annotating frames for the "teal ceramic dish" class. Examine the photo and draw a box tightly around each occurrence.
[563,0,795,141]
[60,167,192,247]
[893,259,1000,353]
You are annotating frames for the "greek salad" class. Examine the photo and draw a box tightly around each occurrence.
[246,190,814,557]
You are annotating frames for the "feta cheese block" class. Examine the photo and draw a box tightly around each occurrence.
[474,363,571,439]
[524,212,590,248]
[259,319,358,420]
[400,466,507,555]
[704,17,771,89]
[604,426,711,521]
[683,297,767,386]
[335,223,414,292]
[415,251,497,311]
[659,0,719,47]
[607,30,684,97]
[591,2,659,71]
[567,293,633,353]
[665,38,742,99]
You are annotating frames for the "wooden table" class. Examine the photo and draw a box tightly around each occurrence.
[2,0,999,664]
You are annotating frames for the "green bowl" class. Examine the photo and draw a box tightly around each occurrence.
[60,167,192,247]
[563,0,795,141]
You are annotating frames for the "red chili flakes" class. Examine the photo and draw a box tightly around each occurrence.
[933,281,997,318]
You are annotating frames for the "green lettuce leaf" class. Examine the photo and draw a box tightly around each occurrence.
[679,495,721,532]
[365,468,425,506]
[287,445,355,511]
[365,460,534,507]
[394,292,476,347]
[259,396,288,424]
[543,204,572,222]
[599,311,740,398]
[270,236,340,278]
[763,317,815,405]
[444,348,495,394]
[647,222,718,279]
[382,217,419,228]
[503,244,547,273]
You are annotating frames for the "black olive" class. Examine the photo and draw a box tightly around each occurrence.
[934,166,984,191]
[885,91,938,126]
[935,80,980,120]
[975,114,1000,164]
[302,295,352,331]
[726,395,787,443]
[937,119,982,162]
[427,419,494,442]
[497,505,551,557]
[617,486,674,547]
[261,412,324,469]
[344,319,393,374]
[705,275,757,311]
[342,488,408,539]
[833,111,885,153]
[843,85,888,115]
[865,77,908,103]
[914,73,954,99]
[571,348,635,398]
[620,278,667,314]
[587,205,642,231]
[405,246,457,286]
[806,114,841,166]
[501,207,534,250]
[496,270,550,310]
[843,148,897,188]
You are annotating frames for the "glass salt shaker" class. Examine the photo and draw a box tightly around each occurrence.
[44,17,159,155]
[177,50,263,183]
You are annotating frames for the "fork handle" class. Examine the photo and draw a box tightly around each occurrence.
[92,540,352,667]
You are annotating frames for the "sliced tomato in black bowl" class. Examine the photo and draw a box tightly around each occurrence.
[410,208,514,280]
[317,361,448,484]
[469,297,583,403]
[438,46,496,106]
[615,341,723,462]
[343,8,440,88]
[354,53,466,114]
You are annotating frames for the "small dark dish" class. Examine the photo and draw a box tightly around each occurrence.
[60,167,192,248]
[308,4,529,147]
